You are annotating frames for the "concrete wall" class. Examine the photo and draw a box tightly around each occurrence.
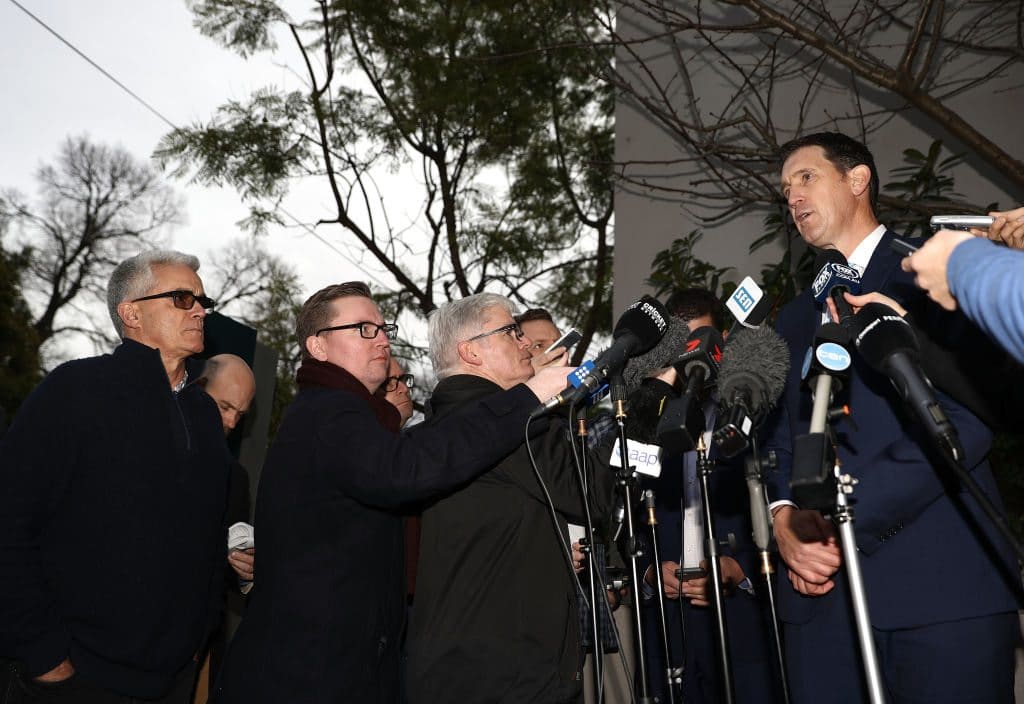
[613,2,1023,314]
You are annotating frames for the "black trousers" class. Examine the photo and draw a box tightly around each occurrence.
[0,660,197,704]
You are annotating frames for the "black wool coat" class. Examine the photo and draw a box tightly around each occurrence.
[407,374,616,704]
[213,361,545,704]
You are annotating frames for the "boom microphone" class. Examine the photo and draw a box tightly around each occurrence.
[531,296,669,417]
[712,326,790,458]
[843,302,965,463]
[811,250,861,323]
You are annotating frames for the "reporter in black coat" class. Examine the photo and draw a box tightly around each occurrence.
[406,293,615,704]
[211,283,578,704]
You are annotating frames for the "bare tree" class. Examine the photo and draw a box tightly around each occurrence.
[1,135,182,358]
[604,0,1021,223]
[205,237,304,435]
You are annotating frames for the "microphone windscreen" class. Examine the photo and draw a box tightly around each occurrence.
[843,302,919,371]
[621,315,691,395]
[718,326,790,415]
[613,295,669,356]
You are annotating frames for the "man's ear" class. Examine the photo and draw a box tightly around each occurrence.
[848,164,871,199]
[456,340,483,368]
[305,335,328,362]
[117,302,141,331]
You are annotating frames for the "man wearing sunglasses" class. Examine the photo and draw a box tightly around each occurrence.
[211,282,576,704]
[0,250,230,704]
[406,293,616,704]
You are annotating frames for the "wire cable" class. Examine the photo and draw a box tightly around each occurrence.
[5,0,394,291]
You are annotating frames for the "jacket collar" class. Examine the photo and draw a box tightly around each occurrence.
[428,374,503,417]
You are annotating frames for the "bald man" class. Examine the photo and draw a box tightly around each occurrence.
[198,355,257,584]
[202,354,256,435]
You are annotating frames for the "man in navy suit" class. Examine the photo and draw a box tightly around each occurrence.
[765,132,1021,703]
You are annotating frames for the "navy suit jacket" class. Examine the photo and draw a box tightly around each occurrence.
[763,230,1020,629]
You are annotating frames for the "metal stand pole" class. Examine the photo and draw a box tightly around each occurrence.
[573,411,604,704]
[643,489,676,704]
[695,435,734,704]
[743,443,790,704]
[612,392,654,704]
[832,464,886,704]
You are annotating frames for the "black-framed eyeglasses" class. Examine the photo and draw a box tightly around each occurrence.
[465,322,525,342]
[316,321,399,340]
[382,374,415,392]
[132,289,216,312]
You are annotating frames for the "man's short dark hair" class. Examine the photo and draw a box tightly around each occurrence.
[514,308,554,326]
[666,288,724,330]
[778,132,880,216]
[296,282,373,359]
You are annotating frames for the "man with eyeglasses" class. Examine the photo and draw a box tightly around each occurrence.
[376,357,415,427]
[406,293,616,704]
[210,282,575,704]
[0,250,231,704]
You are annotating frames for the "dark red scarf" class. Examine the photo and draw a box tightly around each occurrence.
[295,358,400,433]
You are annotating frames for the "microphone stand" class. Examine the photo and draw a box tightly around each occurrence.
[572,407,605,703]
[610,377,653,704]
[695,434,735,704]
[744,438,791,704]
[803,373,885,704]
[643,489,677,704]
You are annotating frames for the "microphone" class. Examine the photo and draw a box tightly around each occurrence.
[811,250,861,323]
[725,276,773,337]
[843,303,965,463]
[621,314,691,395]
[619,315,690,443]
[655,326,724,454]
[531,295,669,417]
[712,326,790,458]
[789,321,853,510]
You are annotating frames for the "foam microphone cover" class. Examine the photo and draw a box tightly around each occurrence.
[613,295,669,351]
[718,326,791,416]
[621,315,691,395]
[843,302,919,371]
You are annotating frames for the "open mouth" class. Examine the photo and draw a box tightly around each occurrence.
[795,211,813,223]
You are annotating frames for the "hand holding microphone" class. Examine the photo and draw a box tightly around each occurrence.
[524,364,582,405]
[530,295,669,418]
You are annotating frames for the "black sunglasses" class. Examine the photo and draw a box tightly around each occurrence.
[316,321,399,340]
[132,289,216,311]
[465,322,524,342]
[382,374,415,392]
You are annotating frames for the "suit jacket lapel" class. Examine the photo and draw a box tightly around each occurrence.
[859,229,902,293]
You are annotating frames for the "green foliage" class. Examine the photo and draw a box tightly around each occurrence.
[170,0,615,358]
[155,90,312,205]
[188,0,286,57]
[882,141,966,238]
[0,235,42,418]
[646,230,734,301]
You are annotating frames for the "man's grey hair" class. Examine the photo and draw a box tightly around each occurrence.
[107,249,201,338]
[428,293,516,380]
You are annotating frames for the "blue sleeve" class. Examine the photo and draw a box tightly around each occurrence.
[947,238,1024,365]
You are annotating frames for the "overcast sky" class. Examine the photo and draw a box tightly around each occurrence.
[0,0,423,355]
